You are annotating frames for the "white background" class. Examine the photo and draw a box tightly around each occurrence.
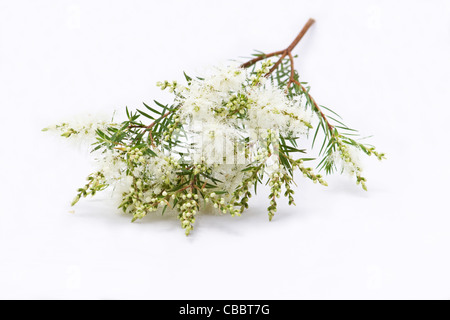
[1,0,449,299]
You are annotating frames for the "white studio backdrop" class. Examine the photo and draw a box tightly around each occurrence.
[0,0,449,299]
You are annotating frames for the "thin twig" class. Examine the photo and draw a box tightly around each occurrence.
[240,50,285,69]
[286,51,296,89]
[240,18,315,72]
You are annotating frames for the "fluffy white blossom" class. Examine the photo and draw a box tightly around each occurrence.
[333,144,363,176]
[213,164,250,197]
[177,64,312,166]
[44,113,116,143]
[247,84,311,135]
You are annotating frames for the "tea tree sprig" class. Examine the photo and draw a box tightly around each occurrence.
[45,18,383,235]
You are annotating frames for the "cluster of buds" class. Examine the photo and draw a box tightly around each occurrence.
[281,173,296,206]
[176,191,199,235]
[119,178,162,221]
[125,147,147,165]
[280,110,312,129]
[253,148,269,162]
[249,60,273,86]
[42,122,79,138]
[366,146,386,161]
[206,191,240,217]
[213,93,251,119]
[162,114,182,142]
[164,155,181,169]
[156,80,178,93]
[43,120,115,138]
[335,139,366,190]
[152,156,181,187]
[130,178,148,221]
[294,159,328,186]
[192,158,211,175]
[71,171,107,206]
[356,175,368,192]
[60,127,78,138]
[267,169,283,221]
[265,129,279,153]
[232,169,259,215]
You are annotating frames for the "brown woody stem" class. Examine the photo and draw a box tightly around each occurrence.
[240,18,315,74]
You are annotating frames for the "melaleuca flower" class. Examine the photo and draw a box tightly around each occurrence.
[44,18,384,235]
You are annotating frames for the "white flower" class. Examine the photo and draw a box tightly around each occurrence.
[265,154,280,175]
[175,64,312,168]
[205,64,247,93]
[46,113,117,144]
[333,145,363,176]
[246,83,310,135]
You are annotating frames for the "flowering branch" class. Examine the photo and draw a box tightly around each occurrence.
[44,18,384,235]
